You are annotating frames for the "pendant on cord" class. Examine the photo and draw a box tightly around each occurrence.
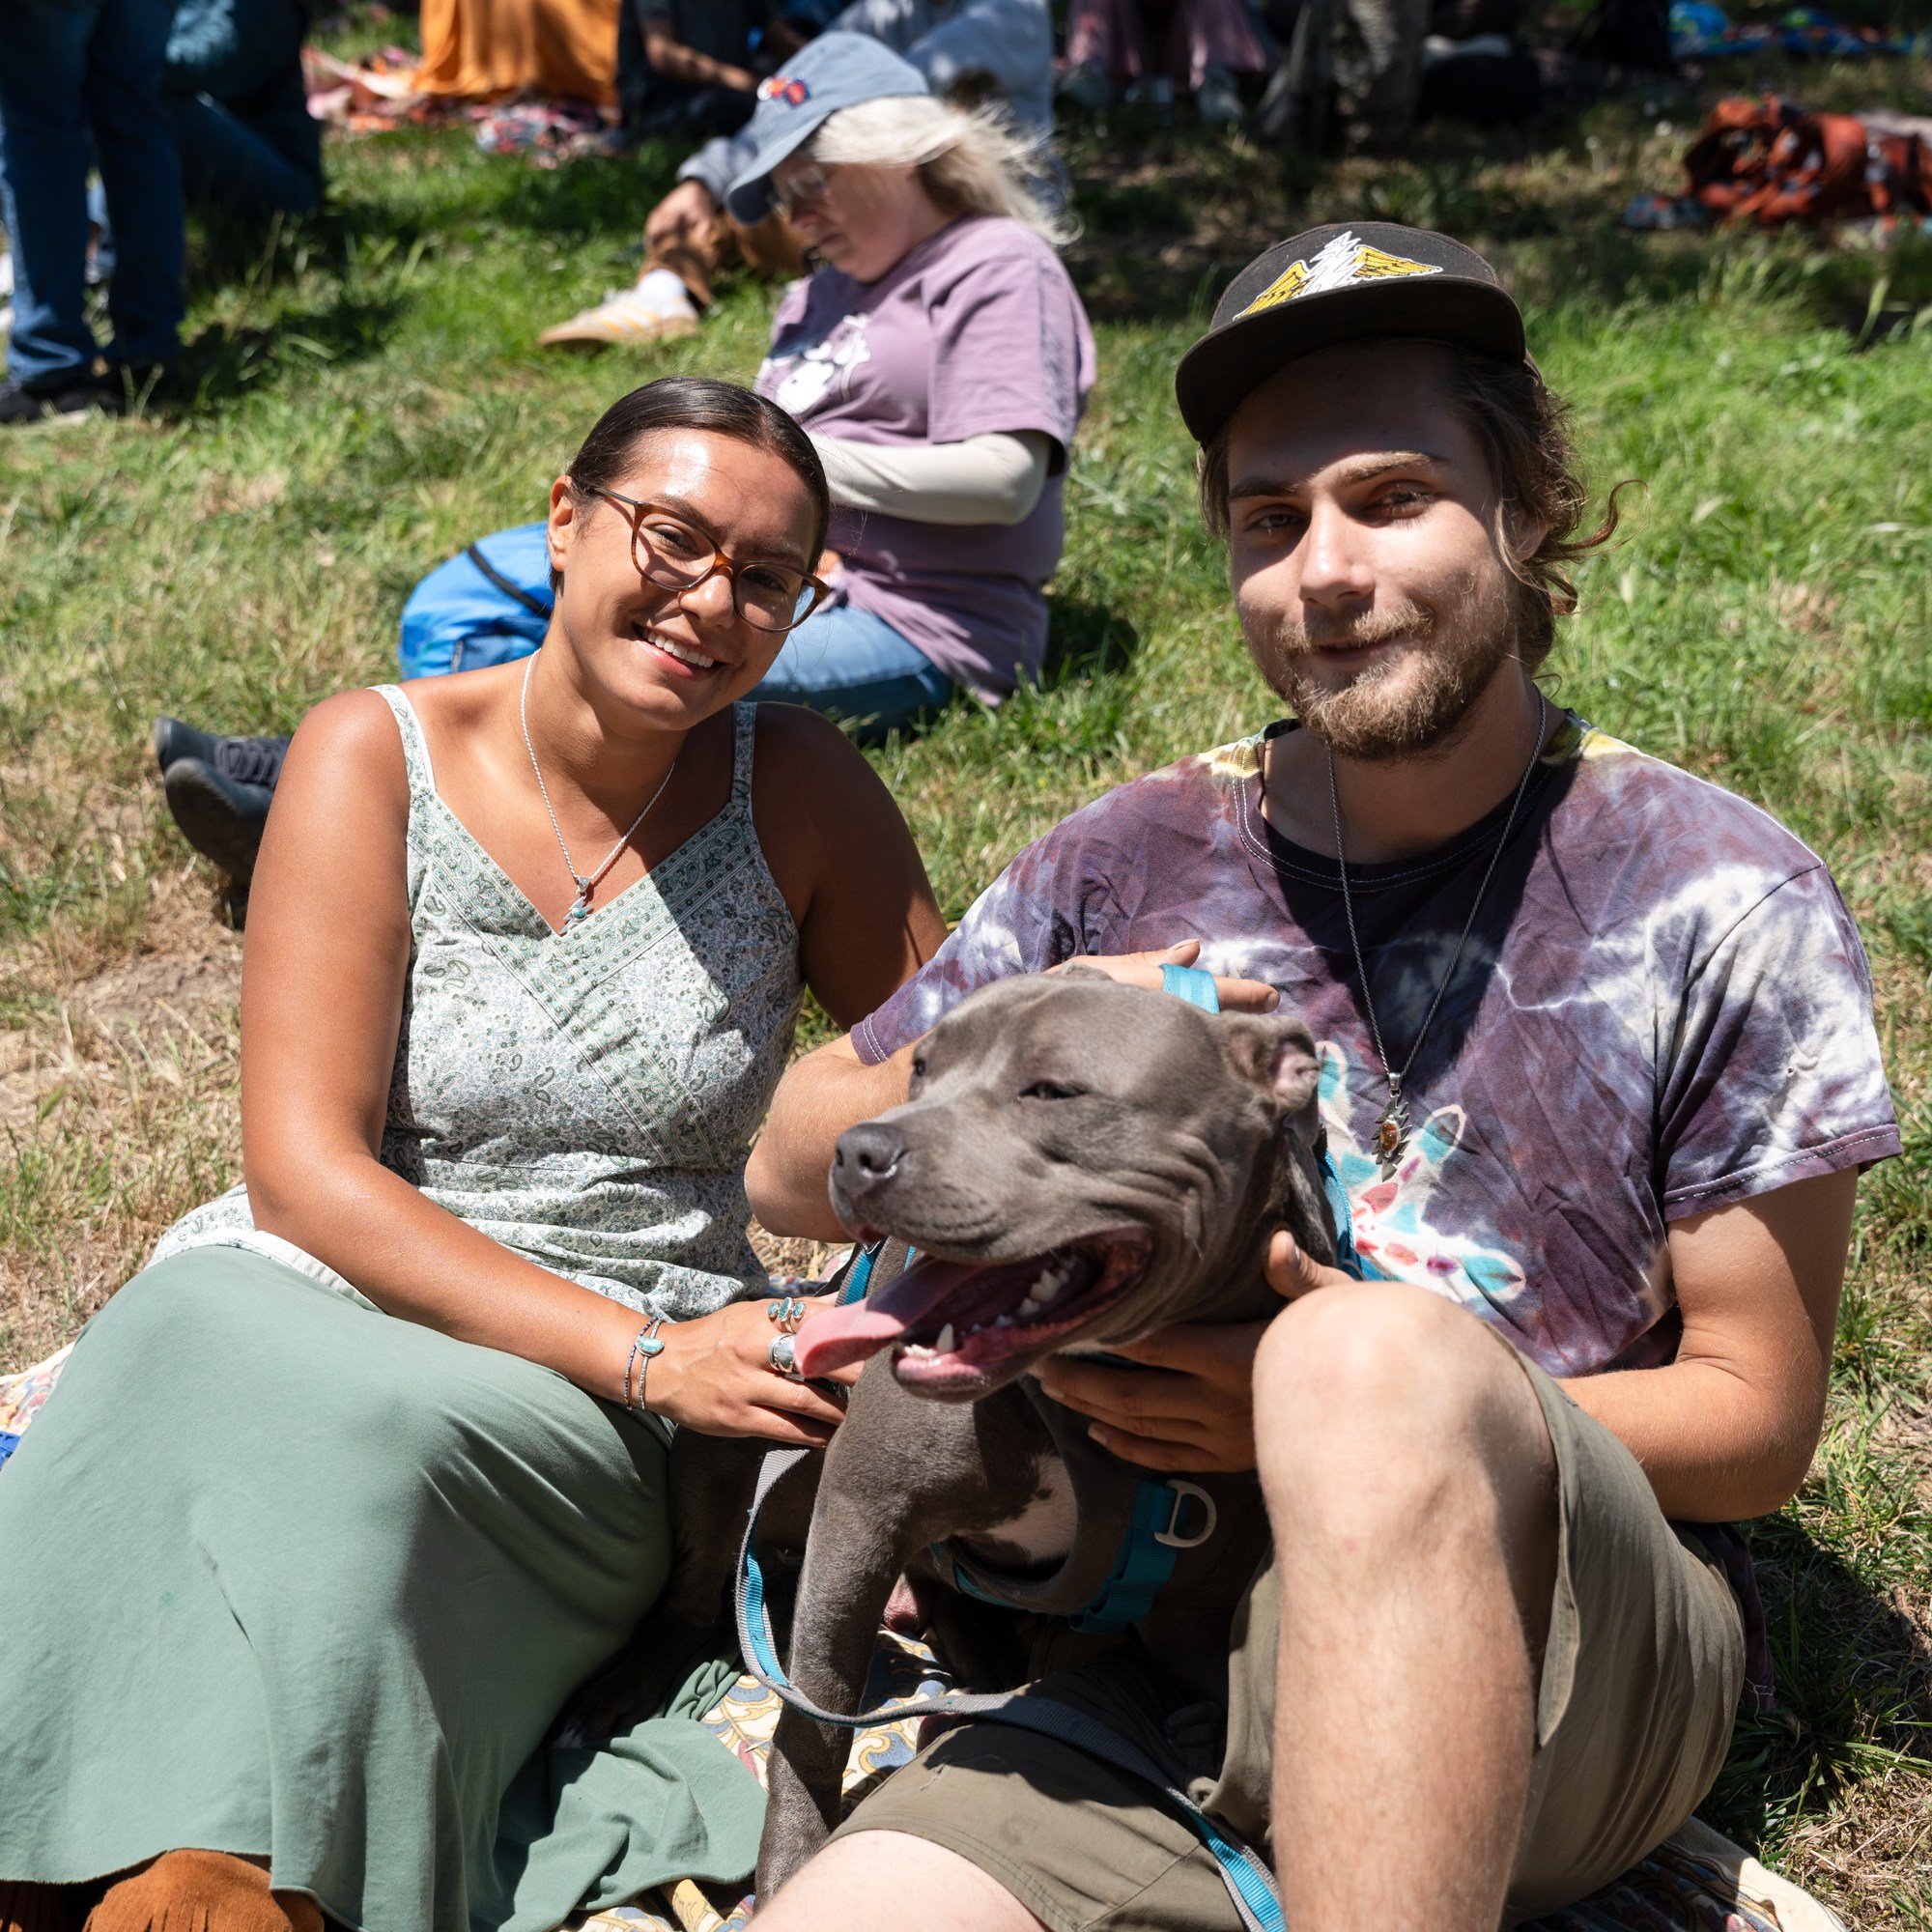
[1372,1079,1410,1177]
[566,879,594,924]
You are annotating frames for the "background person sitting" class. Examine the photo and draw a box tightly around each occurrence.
[737,34,1094,729]
[616,0,793,147]
[541,0,1052,349]
[414,0,621,109]
[81,0,323,332]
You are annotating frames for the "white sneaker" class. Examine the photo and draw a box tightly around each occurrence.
[540,268,700,349]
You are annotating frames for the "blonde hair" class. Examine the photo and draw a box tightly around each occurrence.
[806,95,1074,247]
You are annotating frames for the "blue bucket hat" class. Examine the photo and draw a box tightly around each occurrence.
[724,33,931,225]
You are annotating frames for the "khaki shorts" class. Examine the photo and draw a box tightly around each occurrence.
[833,1352,1747,1929]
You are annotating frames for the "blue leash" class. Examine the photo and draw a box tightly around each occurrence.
[733,1446,1283,1932]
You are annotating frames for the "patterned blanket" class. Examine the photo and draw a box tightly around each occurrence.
[0,1350,1843,1932]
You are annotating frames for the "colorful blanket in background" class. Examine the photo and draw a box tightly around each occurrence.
[0,1344,70,1470]
[472,99,623,163]
[1669,2,1932,58]
[301,45,618,160]
[302,45,458,129]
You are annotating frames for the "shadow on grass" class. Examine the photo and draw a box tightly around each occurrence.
[185,135,688,286]
[1060,71,1932,329]
[1704,1516,1931,1852]
[1042,595,1142,689]
[174,294,411,406]
[1061,133,1714,324]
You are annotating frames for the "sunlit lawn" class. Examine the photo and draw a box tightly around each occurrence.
[1,27,1929,1917]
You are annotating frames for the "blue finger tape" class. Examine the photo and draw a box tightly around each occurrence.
[1160,963,1221,1013]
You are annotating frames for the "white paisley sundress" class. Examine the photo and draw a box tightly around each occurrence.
[156,685,803,1320]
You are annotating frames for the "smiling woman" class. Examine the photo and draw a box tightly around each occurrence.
[0,378,949,1932]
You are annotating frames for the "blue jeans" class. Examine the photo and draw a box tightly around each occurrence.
[167,78,322,223]
[750,603,955,745]
[0,0,185,385]
[163,0,322,222]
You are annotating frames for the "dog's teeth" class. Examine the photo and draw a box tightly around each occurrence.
[1016,1295,1040,1319]
[995,1314,1014,1328]
[935,1323,956,1354]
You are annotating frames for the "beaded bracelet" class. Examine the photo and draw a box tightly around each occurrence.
[624,1315,668,1417]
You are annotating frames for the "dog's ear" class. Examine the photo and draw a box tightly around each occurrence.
[1222,1013,1322,1145]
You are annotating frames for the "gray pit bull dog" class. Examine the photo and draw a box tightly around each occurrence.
[562,970,1341,1898]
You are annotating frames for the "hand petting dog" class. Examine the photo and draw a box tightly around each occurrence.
[1037,1229,1355,1473]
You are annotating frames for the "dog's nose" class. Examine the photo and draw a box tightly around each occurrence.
[833,1122,906,1197]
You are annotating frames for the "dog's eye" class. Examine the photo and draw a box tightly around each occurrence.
[1022,1082,1085,1101]
[911,1055,927,1079]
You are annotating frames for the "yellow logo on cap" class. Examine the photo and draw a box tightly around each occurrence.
[1237,231,1441,317]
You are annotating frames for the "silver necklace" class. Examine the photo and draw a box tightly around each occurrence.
[1327,691,1547,1178]
[519,653,677,927]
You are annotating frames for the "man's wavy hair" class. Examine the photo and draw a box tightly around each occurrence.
[1196,342,1628,671]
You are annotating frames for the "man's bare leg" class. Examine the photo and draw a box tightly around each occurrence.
[752,1831,1046,1932]
[1256,1281,1559,1931]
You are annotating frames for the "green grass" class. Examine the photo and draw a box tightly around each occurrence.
[3,33,1931,1918]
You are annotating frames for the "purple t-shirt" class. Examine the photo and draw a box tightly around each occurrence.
[755,215,1097,701]
[857,715,1899,1380]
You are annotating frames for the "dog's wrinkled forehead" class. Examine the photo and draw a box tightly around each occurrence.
[917,974,1206,1089]
[911,971,1315,1137]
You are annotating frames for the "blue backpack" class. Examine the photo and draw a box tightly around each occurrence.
[397,524,554,679]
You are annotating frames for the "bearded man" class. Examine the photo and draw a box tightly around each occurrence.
[744,223,1898,1930]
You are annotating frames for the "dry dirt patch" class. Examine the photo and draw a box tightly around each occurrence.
[0,875,244,1373]
[0,873,845,1372]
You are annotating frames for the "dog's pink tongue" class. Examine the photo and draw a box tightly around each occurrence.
[794,1257,980,1377]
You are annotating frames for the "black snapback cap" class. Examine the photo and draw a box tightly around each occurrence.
[1174,222,1528,444]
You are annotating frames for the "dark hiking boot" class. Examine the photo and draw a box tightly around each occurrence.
[0,374,124,425]
[153,718,291,788]
[153,717,223,777]
[162,757,273,883]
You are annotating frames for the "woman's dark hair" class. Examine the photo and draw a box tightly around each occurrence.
[564,376,832,561]
[1196,343,1631,672]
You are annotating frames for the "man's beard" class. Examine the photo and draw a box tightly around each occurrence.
[1250,568,1528,762]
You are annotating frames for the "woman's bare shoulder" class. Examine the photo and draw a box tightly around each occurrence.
[749,702,924,911]
[276,688,410,820]
[750,701,884,809]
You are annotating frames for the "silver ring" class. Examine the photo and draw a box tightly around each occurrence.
[768,1333,799,1377]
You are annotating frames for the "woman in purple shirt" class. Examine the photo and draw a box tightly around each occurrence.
[733,33,1097,740]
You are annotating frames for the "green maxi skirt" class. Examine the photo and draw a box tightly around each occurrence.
[0,1248,765,1931]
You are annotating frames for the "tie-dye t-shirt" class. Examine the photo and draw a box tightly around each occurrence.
[856,713,1898,1381]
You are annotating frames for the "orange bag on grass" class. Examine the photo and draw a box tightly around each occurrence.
[1683,94,1932,225]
